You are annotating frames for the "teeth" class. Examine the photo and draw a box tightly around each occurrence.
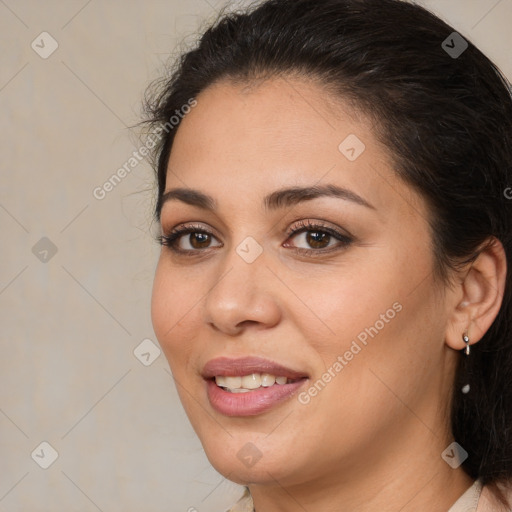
[241,373,261,389]
[224,376,241,389]
[215,372,297,392]
[261,373,276,387]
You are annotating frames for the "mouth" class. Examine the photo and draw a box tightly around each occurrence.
[202,356,309,416]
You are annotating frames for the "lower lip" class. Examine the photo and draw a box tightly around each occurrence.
[206,378,308,416]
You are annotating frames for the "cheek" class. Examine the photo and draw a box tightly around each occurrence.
[151,260,198,365]
[287,263,402,355]
[290,243,438,390]
[308,278,444,431]
[151,262,173,344]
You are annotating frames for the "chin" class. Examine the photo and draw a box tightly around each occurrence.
[207,454,287,486]
[199,435,305,487]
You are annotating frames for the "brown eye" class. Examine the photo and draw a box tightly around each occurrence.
[283,220,354,256]
[157,224,223,254]
[188,232,212,249]
[304,231,331,249]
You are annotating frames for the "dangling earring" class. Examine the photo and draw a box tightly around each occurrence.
[463,333,470,355]
[461,333,470,394]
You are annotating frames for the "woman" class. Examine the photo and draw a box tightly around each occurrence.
[144,0,512,510]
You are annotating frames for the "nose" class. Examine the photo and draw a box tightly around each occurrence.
[202,245,282,336]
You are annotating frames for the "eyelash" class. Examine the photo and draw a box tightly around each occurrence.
[156,219,354,258]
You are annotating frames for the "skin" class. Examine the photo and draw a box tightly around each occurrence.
[151,76,506,512]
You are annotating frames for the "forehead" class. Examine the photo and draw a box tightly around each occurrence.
[165,76,425,218]
[172,76,363,157]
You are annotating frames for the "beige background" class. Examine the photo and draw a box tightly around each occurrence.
[1,1,511,511]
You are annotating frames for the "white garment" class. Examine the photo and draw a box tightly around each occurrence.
[226,479,488,512]
[447,479,482,512]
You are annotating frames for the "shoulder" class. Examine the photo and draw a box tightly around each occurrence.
[224,482,512,512]
[478,480,512,512]
[225,487,254,512]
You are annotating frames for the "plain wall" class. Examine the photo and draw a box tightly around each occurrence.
[1,1,511,510]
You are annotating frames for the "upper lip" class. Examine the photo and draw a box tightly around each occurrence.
[202,356,309,380]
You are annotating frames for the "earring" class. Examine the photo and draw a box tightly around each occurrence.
[461,333,470,394]
[463,333,470,355]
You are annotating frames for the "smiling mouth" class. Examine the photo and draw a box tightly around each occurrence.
[202,356,309,415]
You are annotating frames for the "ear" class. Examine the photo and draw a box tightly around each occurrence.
[445,237,507,351]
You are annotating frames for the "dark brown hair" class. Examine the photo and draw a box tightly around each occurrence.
[143,0,512,506]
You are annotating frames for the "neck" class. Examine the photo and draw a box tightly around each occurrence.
[248,422,474,512]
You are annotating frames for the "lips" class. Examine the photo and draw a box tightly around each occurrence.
[202,356,309,416]
[202,356,309,380]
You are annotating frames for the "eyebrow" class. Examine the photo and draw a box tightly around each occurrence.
[160,184,375,213]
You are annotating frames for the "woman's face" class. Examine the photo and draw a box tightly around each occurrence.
[151,77,459,488]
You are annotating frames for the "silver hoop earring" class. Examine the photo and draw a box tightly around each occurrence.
[462,333,470,394]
